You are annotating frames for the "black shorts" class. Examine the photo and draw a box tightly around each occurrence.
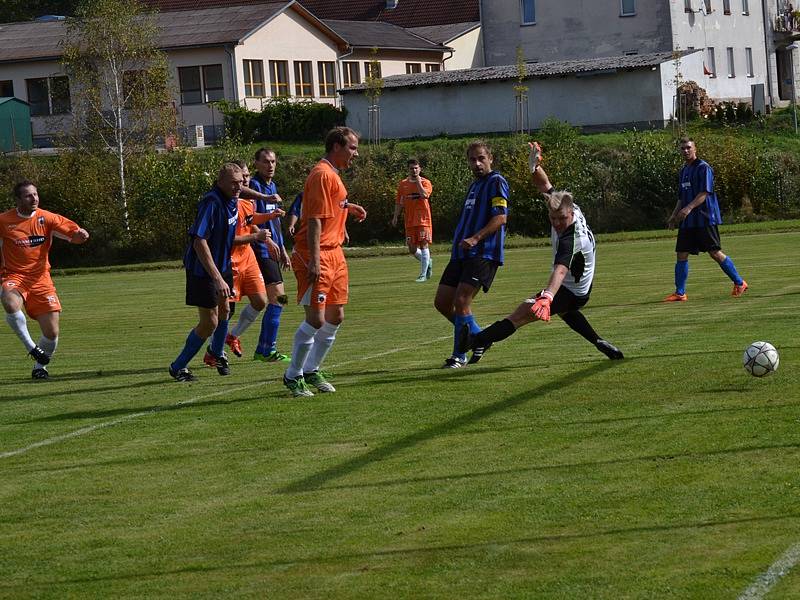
[257,255,283,286]
[439,258,500,293]
[551,286,590,315]
[676,225,722,254]
[185,270,233,309]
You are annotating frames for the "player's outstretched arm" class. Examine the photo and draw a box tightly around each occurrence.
[70,228,90,244]
[252,209,285,225]
[346,203,367,222]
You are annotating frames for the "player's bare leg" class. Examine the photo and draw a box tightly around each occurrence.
[2,288,49,365]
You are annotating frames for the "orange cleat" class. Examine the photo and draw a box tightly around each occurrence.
[731,280,748,297]
[226,333,243,357]
[663,292,688,302]
[203,349,217,368]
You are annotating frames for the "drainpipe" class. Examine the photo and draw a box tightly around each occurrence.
[442,49,454,70]
[336,45,355,109]
[225,44,240,105]
[761,0,775,108]
[478,0,487,66]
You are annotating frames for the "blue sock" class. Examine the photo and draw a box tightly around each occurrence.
[257,304,283,355]
[453,314,475,361]
[719,257,743,285]
[466,314,481,335]
[171,329,206,371]
[210,319,228,357]
[675,260,689,295]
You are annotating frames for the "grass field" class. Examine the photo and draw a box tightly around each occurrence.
[2,228,799,599]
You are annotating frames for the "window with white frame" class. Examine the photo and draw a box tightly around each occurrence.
[521,0,535,24]
[727,47,735,77]
[621,0,636,16]
[425,63,441,72]
[741,0,749,14]
[343,61,361,87]
[318,62,336,96]
[26,76,71,115]
[269,60,289,97]
[294,61,313,97]
[703,0,712,13]
[243,60,265,97]
[745,47,754,76]
[706,47,717,77]
[405,63,422,74]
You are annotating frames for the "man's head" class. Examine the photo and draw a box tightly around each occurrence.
[407,158,421,178]
[217,163,244,199]
[466,141,493,178]
[545,190,575,234]
[231,159,251,187]
[325,127,360,170]
[679,137,697,163]
[13,180,39,215]
[254,148,277,180]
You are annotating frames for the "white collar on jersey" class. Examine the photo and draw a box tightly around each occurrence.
[16,208,36,219]
[321,158,339,173]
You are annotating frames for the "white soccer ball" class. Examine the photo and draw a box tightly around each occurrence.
[743,341,779,377]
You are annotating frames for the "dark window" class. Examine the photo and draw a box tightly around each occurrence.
[202,65,224,102]
[244,60,265,97]
[405,63,422,74]
[425,63,441,72]
[178,67,202,105]
[723,0,731,14]
[318,61,336,96]
[365,61,382,79]
[621,0,636,16]
[343,62,361,87]
[269,60,289,97]
[0,80,13,97]
[294,61,313,97]
[521,0,535,24]
[26,76,70,116]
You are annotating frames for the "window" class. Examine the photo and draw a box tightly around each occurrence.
[703,0,712,13]
[727,47,735,77]
[425,63,441,72]
[405,63,422,74]
[318,61,336,96]
[243,60,265,97]
[294,61,313,97]
[178,65,224,104]
[26,76,70,116]
[723,0,731,14]
[685,0,693,12]
[269,60,289,97]
[745,47,754,76]
[521,0,535,24]
[342,61,360,87]
[621,0,636,16]
[706,47,716,77]
[0,80,13,97]
[741,0,749,14]
[365,61,382,79]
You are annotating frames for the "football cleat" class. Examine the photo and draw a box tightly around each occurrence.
[596,339,624,360]
[254,349,291,363]
[31,367,49,380]
[415,275,427,283]
[663,292,688,302]
[225,334,243,357]
[28,345,50,365]
[283,374,314,397]
[203,348,217,368]
[468,343,493,364]
[441,356,467,369]
[731,280,748,297]
[215,352,231,376]
[305,370,336,392]
[169,366,196,382]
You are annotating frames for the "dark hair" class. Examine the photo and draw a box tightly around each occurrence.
[13,180,36,199]
[254,147,276,161]
[325,127,359,153]
[231,159,247,169]
[466,140,492,158]
[407,158,420,166]
[678,136,694,147]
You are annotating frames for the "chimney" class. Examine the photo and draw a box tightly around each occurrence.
[386,0,398,8]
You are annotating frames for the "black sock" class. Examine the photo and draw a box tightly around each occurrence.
[559,311,600,345]
[475,318,517,347]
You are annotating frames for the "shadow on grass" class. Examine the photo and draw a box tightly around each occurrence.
[0,367,170,390]
[278,361,617,494]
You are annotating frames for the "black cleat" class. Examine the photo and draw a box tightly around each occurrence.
[28,345,50,365]
[169,366,196,382]
[441,356,467,369]
[596,339,624,360]
[31,367,49,380]
[215,352,231,376]
[468,342,492,364]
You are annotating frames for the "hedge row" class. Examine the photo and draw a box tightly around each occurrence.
[1,120,799,268]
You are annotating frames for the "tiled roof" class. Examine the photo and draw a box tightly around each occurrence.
[340,51,689,92]
[407,22,479,45]
[323,19,446,50]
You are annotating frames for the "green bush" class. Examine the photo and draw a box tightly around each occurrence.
[216,99,347,144]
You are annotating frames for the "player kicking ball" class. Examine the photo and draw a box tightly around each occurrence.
[459,143,623,362]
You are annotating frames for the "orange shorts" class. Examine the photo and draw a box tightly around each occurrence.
[406,226,432,247]
[292,248,348,306]
[1,272,62,318]
[231,253,265,302]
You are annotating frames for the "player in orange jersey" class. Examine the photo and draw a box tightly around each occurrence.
[1,181,89,379]
[283,127,367,397]
[392,158,433,282]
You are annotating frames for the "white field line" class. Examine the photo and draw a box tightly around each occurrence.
[1,335,451,460]
[738,543,800,600]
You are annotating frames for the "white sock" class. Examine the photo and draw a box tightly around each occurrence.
[35,335,57,369]
[286,321,319,379]
[413,248,422,261]
[420,248,430,277]
[5,310,36,352]
[231,304,261,337]
[302,322,340,374]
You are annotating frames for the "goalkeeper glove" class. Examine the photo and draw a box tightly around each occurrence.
[531,289,554,322]
[528,141,543,173]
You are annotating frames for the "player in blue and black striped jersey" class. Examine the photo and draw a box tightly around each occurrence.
[664,138,747,302]
[169,163,242,382]
[434,140,510,368]
[459,143,623,362]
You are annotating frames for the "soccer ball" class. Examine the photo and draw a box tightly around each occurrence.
[743,341,779,377]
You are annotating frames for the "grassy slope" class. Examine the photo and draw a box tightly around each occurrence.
[1,229,799,598]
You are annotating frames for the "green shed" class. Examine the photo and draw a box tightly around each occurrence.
[0,97,33,152]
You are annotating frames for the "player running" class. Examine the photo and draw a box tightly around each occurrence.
[392,158,434,282]
[458,143,623,361]
[1,181,89,379]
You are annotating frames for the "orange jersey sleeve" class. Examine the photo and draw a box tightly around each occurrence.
[0,209,79,277]
[295,161,348,253]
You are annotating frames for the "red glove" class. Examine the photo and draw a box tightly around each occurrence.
[531,289,554,322]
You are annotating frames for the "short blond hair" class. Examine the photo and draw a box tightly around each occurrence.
[545,190,574,213]
[218,162,243,181]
